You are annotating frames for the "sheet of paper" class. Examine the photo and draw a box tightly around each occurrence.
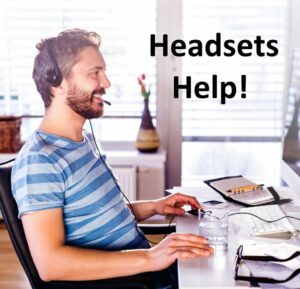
[209,177,274,205]
[242,243,300,289]
[243,243,300,270]
[210,177,256,195]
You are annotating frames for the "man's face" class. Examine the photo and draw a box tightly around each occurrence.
[66,46,111,119]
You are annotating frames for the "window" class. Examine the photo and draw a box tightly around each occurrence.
[181,0,288,185]
[0,0,156,141]
[0,0,293,187]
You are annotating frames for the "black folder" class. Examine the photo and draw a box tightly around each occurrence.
[204,175,292,207]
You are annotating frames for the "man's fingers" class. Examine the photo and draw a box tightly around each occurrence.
[174,250,196,259]
[191,246,214,256]
[174,247,212,259]
[170,233,209,244]
[165,206,185,215]
[172,193,201,209]
[169,238,212,250]
[165,233,214,256]
[169,239,214,255]
[166,243,213,261]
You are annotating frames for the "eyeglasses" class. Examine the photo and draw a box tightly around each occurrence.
[234,245,300,284]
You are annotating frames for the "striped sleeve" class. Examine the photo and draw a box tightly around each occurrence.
[11,153,66,218]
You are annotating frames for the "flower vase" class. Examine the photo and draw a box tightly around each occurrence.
[135,99,160,153]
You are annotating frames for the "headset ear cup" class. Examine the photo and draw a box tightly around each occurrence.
[45,38,62,87]
[45,68,62,87]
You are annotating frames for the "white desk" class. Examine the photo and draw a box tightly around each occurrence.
[175,186,300,289]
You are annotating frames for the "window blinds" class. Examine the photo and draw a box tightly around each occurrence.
[0,0,156,118]
[182,0,288,140]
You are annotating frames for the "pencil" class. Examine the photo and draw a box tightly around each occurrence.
[227,184,264,194]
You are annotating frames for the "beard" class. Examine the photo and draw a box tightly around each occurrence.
[66,85,105,119]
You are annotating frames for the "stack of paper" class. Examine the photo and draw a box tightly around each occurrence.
[242,243,300,289]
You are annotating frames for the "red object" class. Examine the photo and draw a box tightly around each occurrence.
[141,84,146,93]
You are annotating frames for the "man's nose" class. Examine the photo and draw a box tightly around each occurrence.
[99,71,111,89]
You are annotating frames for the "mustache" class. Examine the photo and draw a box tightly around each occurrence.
[67,85,105,97]
[92,88,106,96]
[66,86,109,105]
[93,89,111,105]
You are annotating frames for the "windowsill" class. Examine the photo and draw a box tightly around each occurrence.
[106,149,166,165]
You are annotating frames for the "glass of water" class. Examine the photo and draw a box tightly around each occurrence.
[198,208,229,251]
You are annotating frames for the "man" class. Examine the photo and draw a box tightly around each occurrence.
[11,29,213,288]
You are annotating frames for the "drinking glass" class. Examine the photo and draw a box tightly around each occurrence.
[198,208,229,251]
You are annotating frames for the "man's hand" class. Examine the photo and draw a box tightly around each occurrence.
[147,233,213,271]
[153,193,200,216]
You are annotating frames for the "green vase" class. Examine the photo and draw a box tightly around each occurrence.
[135,99,160,153]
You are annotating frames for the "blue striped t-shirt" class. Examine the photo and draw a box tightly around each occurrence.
[11,130,149,250]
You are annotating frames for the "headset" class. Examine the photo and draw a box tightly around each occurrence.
[44,38,63,87]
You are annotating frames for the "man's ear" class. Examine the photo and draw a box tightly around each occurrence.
[50,79,68,96]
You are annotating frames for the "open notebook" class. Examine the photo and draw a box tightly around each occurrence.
[204,176,275,206]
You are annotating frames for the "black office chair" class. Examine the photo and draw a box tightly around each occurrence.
[0,165,175,289]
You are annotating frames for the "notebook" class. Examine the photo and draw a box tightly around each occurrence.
[204,175,276,206]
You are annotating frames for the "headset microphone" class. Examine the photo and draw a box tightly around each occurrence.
[103,100,111,105]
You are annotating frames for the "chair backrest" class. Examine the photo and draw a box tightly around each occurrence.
[0,165,43,289]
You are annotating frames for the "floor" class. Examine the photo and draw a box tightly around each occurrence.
[0,221,164,289]
[0,223,31,289]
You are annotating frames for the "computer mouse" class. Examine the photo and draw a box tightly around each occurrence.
[187,209,208,218]
[187,208,199,216]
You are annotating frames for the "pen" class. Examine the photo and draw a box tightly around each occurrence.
[227,184,264,194]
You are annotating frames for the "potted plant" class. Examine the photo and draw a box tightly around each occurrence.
[135,74,160,153]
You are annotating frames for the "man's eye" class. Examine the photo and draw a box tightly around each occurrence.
[91,71,99,77]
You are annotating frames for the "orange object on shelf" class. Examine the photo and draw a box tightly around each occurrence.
[0,116,22,153]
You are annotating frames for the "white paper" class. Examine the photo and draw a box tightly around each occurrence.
[209,176,274,205]
[242,243,300,289]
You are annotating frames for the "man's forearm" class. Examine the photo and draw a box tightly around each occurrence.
[129,200,157,221]
[38,245,152,281]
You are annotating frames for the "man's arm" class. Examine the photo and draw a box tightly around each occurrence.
[129,193,201,221]
[22,207,212,281]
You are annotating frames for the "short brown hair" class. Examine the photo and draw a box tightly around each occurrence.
[32,28,101,108]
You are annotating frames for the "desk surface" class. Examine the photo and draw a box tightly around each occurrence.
[175,186,300,289]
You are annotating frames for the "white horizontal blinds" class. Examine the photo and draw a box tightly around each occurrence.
[0,3,63,116]
[285,49,300,132]
[0,8,8,111]
[0,0,156,117]
[0,8,13,114]
[182,0,288,140]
